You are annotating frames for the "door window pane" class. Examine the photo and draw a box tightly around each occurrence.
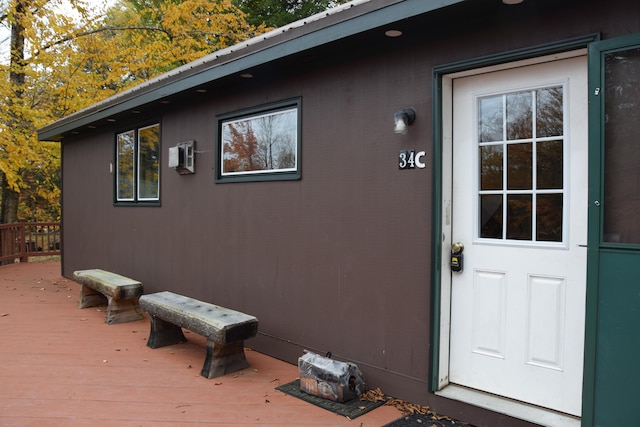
[479,96,503,142]
[537,140,563,189]
[536,87,564,137]
[480,145,503,190]
[480,194,503,239]
[507,142,533,190]
[507,91,533,140]
[537,194,563,242]
[507,195,532,240]
[603,48,640,244]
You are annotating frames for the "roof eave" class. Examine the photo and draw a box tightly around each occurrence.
[38,0,466,141]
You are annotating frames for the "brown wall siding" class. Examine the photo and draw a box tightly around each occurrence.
[60,0,639,425]
[63,48,435,396]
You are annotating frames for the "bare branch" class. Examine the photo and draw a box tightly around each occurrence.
[37,25,173,54]
[39,25,239,53]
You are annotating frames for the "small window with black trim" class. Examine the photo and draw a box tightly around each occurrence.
[115,123,160,204]
[216,98,301,183]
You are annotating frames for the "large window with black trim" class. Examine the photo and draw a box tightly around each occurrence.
[115,123,160,204]
[216,98,301,183]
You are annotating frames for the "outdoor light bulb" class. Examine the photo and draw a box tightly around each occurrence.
[394,109,415,135]
[394,113,408,134]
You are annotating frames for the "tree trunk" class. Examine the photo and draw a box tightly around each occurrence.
[1,0,26,226]
[0,0,27,265]
[0,172,20,265]
[0,173,20,224]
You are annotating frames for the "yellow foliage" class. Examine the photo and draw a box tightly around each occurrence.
[0,0,267,221]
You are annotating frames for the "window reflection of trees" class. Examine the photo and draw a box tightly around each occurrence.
[223,108,297,174]
[537,87,563,137]
[480,145,503,190]
[138,124,160,200]
[478,87,564,242]
[507,91,532,140]
[117,131,135,200]
[479,95,503,142]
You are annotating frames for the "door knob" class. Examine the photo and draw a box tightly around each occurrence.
[451,242,464,254]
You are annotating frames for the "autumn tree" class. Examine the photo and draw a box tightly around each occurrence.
[0,0,265,226]
[0,0,89,224]
[1,0,346,227]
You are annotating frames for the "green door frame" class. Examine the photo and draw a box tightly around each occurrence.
[429,33,600,419]
[583,32,640,427]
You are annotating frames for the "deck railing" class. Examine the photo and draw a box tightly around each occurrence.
[0,222,61,263]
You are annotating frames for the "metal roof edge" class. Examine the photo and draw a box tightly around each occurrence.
[39,0,465,141]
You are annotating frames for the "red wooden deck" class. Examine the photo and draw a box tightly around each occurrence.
[0,261,400,426]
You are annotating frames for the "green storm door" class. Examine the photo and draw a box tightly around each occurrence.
[587,33,640,427]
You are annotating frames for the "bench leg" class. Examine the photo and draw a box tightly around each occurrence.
[201,340,249,379]
[79,285,107,308]
[105,297,144,325]
[146,316,187,348]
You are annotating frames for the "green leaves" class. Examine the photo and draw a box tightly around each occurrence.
[233,0,349,28]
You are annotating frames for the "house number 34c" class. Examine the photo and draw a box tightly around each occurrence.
[398,150,426,169]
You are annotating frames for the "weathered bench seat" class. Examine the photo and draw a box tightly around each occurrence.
[139,291,259,379]
[73,269,144,325]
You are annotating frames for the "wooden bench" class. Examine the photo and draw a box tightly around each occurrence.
[139,291,259,379]
[73,269,144,325]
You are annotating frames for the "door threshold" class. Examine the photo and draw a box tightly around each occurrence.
[436,384,580,427]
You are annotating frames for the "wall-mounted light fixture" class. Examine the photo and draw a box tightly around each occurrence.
[394,108,416,135]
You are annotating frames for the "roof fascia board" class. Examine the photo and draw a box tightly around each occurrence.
[39,0,466,141]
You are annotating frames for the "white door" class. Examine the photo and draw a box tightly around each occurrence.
[448,56,588,416]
